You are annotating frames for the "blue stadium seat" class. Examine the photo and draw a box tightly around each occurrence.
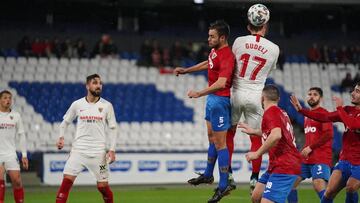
[9,82,194,123]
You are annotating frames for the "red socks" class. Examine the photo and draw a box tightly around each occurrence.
[97,185,113,203]
[0,180,24,203]
[56,178,73,203]
[250,136,263,173]
[0,180,4,203]
[226,128,236,164]
[13,187,24,203]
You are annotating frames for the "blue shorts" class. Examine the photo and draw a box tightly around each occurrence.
[300,164,331,181]
[258,171,298,203]
[334,160,360,182]
[205,94,231,132]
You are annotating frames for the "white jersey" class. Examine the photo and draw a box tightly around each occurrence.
[232,35,279,91]
[0,110,25,157]
[63,97,117,155]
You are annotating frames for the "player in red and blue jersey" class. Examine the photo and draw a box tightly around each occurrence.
[174,20,235,203]
[239,85,302,203]
[291,82,360,203]
[287,87,333,203]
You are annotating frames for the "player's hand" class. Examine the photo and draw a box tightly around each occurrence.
[245,151,259,162]
[333,96,343,107]
[187,90,201,98]
[290,94,302,111]
[22,157,29,170]
[301,146,312,158]
[56,137,64,150]
[174,67,187,76]
[106,150,116,164]
[238,122,255,135]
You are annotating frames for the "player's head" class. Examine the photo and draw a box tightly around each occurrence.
[86,74,102,97]
[0,90,12,109]
[351,81,360,105]
[261,85,280,109]
[307,87,323,108]
[208,20,230,49]
[247,4,270,35]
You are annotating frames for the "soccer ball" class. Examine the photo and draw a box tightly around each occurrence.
[247,4,270,26]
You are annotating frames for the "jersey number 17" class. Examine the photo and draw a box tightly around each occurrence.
[239,53,267,80]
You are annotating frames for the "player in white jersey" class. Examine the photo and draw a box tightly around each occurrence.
[227,3,280,193]
[0,90,28,203]
[55,74,117,203]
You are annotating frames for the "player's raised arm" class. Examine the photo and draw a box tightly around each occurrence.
[174,60,208,76]
[291,94,341,123]
[290,94,303,111]
[106,103,117,164]
[336,106,360,130]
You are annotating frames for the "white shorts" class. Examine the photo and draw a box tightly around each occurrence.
[231,89,263,129]
[63,151,109,182]
[0,154,20,171]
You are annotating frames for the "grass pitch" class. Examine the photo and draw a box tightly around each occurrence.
[4,184,347,203]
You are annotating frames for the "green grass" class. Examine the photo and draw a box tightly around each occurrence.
[4,185,347,203]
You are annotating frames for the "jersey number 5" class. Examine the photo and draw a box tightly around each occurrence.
[239,53,267,80]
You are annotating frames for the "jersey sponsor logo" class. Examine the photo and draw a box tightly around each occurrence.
[166,160,188,172]
[0,123,16,129]
[304,126,317,134]
[79,116,103,123]
[231,160,242,171]
[110,160,132,172]
[50,161,66,172]
[138,160,160,172]
[194,160,207,171]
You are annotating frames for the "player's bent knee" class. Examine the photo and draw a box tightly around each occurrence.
[251,191,262,203]
[11,178,22,188]
[97,181,109,188]
[63,174,77,182]
[346,184,359,193]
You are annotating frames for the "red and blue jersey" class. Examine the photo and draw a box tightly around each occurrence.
[207,46,235,97]
[262,106,302,175]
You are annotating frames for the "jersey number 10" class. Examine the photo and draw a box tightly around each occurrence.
[239,53,267,80]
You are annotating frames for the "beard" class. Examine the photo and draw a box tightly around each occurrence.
[351,101,360,105]
[209,41,220,49]
[307,99,320,108]
[90,89,101,97]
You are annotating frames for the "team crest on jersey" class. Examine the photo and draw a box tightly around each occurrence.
[211,52,217,59]
[9,116,13,120]
[98,108,103,113]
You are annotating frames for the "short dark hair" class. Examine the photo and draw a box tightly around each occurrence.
[0,90,12,98]
[248,23,264,32]
[86,74,101,84]
[309,87,323,97]
[209,20,230,39]
[262,85,280,101]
